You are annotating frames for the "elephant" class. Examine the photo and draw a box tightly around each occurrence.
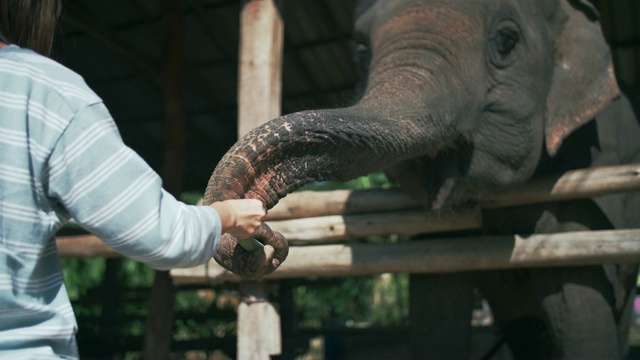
[203,0,640,358]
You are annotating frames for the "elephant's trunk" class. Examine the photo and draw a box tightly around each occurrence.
[203,101,454,209]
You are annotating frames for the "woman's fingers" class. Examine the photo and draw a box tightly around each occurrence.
[213,223,289,279]
[254,223,288,268]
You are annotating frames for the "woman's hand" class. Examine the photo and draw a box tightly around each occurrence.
[209,199,289,279]
[210,199,265,238]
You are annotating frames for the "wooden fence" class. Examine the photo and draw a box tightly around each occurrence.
[57,161,640,358]
[58,162,640,266]
[165,162,640,284]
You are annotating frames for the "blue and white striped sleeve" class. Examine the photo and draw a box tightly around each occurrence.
[47,102,222,270]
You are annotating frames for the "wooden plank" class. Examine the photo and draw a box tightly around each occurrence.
[170,228,640,285]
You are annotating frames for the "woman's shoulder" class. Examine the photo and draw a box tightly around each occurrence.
[0,45,102,107]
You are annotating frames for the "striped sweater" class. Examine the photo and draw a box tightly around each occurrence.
[0,44,222,359]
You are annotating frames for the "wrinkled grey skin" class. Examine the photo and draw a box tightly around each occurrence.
[205,0,640,358]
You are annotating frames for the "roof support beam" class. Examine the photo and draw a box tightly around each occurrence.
[143,0,186,358]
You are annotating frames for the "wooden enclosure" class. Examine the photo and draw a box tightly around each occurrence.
[54,0,640,359]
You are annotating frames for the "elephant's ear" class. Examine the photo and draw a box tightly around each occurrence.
[545,0,620,156]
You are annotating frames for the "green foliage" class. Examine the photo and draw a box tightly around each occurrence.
[120,259,154,288]
[295,277,374,328]
[369,273,409,325]
[295,273,409,329]
[180,192,203,205]
[294,172,410,329]
[61,258,105,300]
[299,172,396,192]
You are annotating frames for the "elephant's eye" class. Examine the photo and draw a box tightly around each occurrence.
[354,42,372,78]
[355,43,370,65]
[495,28,519,55]
[488,23,520,68]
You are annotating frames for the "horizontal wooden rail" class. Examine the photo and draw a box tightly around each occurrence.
[57,235,120,258]
[56,163,640,265]
[56,209,482,257]
[170,228,640,285]
[265,188,423,220]
[269,209,481,242]
[267,162,640,219]
[477,162,640,209]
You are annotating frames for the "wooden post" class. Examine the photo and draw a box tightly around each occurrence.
[101,259,123,356]
[143,0,185,358]
[237,0,283,137]
[238,281,282,359]
[236,0,284,359]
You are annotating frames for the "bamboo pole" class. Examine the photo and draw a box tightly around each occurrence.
[170,228,640,285]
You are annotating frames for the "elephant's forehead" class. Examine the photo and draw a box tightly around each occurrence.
[365,0,485,39]
[363,3,486,57]
[358,0,551,36]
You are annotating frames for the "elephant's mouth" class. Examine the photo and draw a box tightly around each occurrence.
[393,136,474,209]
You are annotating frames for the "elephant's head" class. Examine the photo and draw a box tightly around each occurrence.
[204,0,620,278]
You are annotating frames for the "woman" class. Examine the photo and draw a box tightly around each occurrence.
[0,1,265,358]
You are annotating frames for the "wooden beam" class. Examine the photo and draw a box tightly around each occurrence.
[143,0,186,358]
[56,235,119,258]
[170,228,640,284]
[269,209,481,243]
[57,209,480,257]
[266,163,640,219]
[237,281,282,358]
[477,162,640,208]
[160,2,187,197]
[237,0,283,137]
[265,188,423,220]
[235,1,284,359]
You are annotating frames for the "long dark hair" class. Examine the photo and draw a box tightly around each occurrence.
[0,0,61,56]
